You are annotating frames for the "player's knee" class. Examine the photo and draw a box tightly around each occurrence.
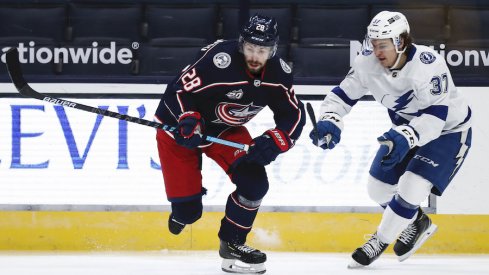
[367,175,397,206]
[171,198,203,224]
[398,171,433,206]
[231,162,269,201]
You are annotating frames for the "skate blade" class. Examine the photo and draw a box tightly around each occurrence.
[347,259,366,269]
[221,258,266,274]
[398,223,438,262]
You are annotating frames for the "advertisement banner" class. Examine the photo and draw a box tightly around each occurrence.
[0,97,401,208]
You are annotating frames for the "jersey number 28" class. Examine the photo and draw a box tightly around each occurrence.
[181,68,202,92]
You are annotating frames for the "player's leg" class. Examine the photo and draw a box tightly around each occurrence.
[367,175,398,207]
[349,145,413,268]
[156,129,205,235]
[394,128,472,261]
[381,172,435,261]
[203,126,267,274]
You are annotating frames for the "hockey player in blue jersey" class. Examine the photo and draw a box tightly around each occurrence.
[309,11,472,267]
[154,14,305,274]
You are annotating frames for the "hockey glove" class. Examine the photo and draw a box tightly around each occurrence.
[174,111,204,149]
[309,112,343,150]
[245,128,292,166]
[377,125,419,171]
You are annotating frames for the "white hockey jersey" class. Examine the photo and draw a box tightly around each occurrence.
[320,44,472,146]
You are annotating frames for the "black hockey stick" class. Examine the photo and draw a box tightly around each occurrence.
[5,48,249,151]
[306,102,330,148]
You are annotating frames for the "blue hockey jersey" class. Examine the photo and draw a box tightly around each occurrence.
[155,40,305,143]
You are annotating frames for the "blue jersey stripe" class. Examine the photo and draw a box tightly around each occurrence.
[331,86,358,107]
[422,105,448,121]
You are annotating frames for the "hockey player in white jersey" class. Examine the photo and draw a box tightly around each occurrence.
[309,11,472,267]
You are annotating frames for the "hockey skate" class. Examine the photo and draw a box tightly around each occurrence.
[348,232,388,268]
[394,210,438,262]
[219,240,266,274]
[168,214,185,235]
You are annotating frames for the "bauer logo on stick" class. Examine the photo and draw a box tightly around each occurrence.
[43,96,76,108]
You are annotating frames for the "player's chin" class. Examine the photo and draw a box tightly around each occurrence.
[247,63,263,73]
[378,59,390,68]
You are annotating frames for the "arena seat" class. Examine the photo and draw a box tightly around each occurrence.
[139,43,202,76]
[0,4,66,45]
[290,44,351,81]
[448,7,489,47]
[144,5,217,46]
[68,3,142,46]
[296,6,369,46]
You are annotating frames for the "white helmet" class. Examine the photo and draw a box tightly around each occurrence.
[367,11,410,52]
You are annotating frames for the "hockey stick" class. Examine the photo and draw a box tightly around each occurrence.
[5,48,249,151]
[306,102,330,148]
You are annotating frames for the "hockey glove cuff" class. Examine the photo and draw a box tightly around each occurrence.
[310,112,343,150]
[377,125,419,170]
[174,111,205,149]
[245,128,292,166]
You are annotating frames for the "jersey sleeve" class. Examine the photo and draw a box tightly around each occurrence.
[267,76,306,142]
[320,56,369,117]
[408,62,451,146]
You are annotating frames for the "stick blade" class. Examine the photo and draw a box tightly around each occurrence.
[5,48,28,91]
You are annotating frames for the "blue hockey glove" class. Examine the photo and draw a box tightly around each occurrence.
[174,111,204,149]
[377,125,419,170]
[245,128,292,166]
[309,112,343,150]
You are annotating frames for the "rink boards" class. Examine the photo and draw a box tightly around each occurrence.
[0,211,488,253]
[0,84,487,253]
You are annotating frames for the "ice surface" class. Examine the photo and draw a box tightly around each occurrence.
[0,251,487,275]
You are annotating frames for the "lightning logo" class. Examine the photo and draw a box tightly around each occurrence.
[392,90,415,113]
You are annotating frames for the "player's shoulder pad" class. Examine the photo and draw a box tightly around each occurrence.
[279,58,292,74]
[352,51,376,72]
[265,56,294,84]
[414,44,441,66]
[268,56,293,75]
[199,40,237,70]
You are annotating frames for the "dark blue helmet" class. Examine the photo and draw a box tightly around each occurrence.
[239,14,279,58]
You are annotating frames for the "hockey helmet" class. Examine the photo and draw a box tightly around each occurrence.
[239,14,279,58]
[366,11,410,53]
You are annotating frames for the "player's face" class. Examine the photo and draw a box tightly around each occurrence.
[242,42,271,73]
[371,39,398,68]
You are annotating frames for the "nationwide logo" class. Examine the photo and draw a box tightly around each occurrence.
[349,41,489,68]
[213,102,263,126]
[0,41,136,64]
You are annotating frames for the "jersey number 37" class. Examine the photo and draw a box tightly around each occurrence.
[430,73,448,95]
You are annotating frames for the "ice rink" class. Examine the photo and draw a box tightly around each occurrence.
[0,251,487,275]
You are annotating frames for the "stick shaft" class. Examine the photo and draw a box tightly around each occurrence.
[5,48,248,151]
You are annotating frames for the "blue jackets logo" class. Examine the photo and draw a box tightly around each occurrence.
[214,102,263,126]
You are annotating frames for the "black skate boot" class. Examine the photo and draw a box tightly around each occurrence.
[394,209,438,262]
[348,232,389,268]
[168,214,185,235]
[219,240,266,274]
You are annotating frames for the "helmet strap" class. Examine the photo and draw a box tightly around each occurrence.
[390,37,407,69]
